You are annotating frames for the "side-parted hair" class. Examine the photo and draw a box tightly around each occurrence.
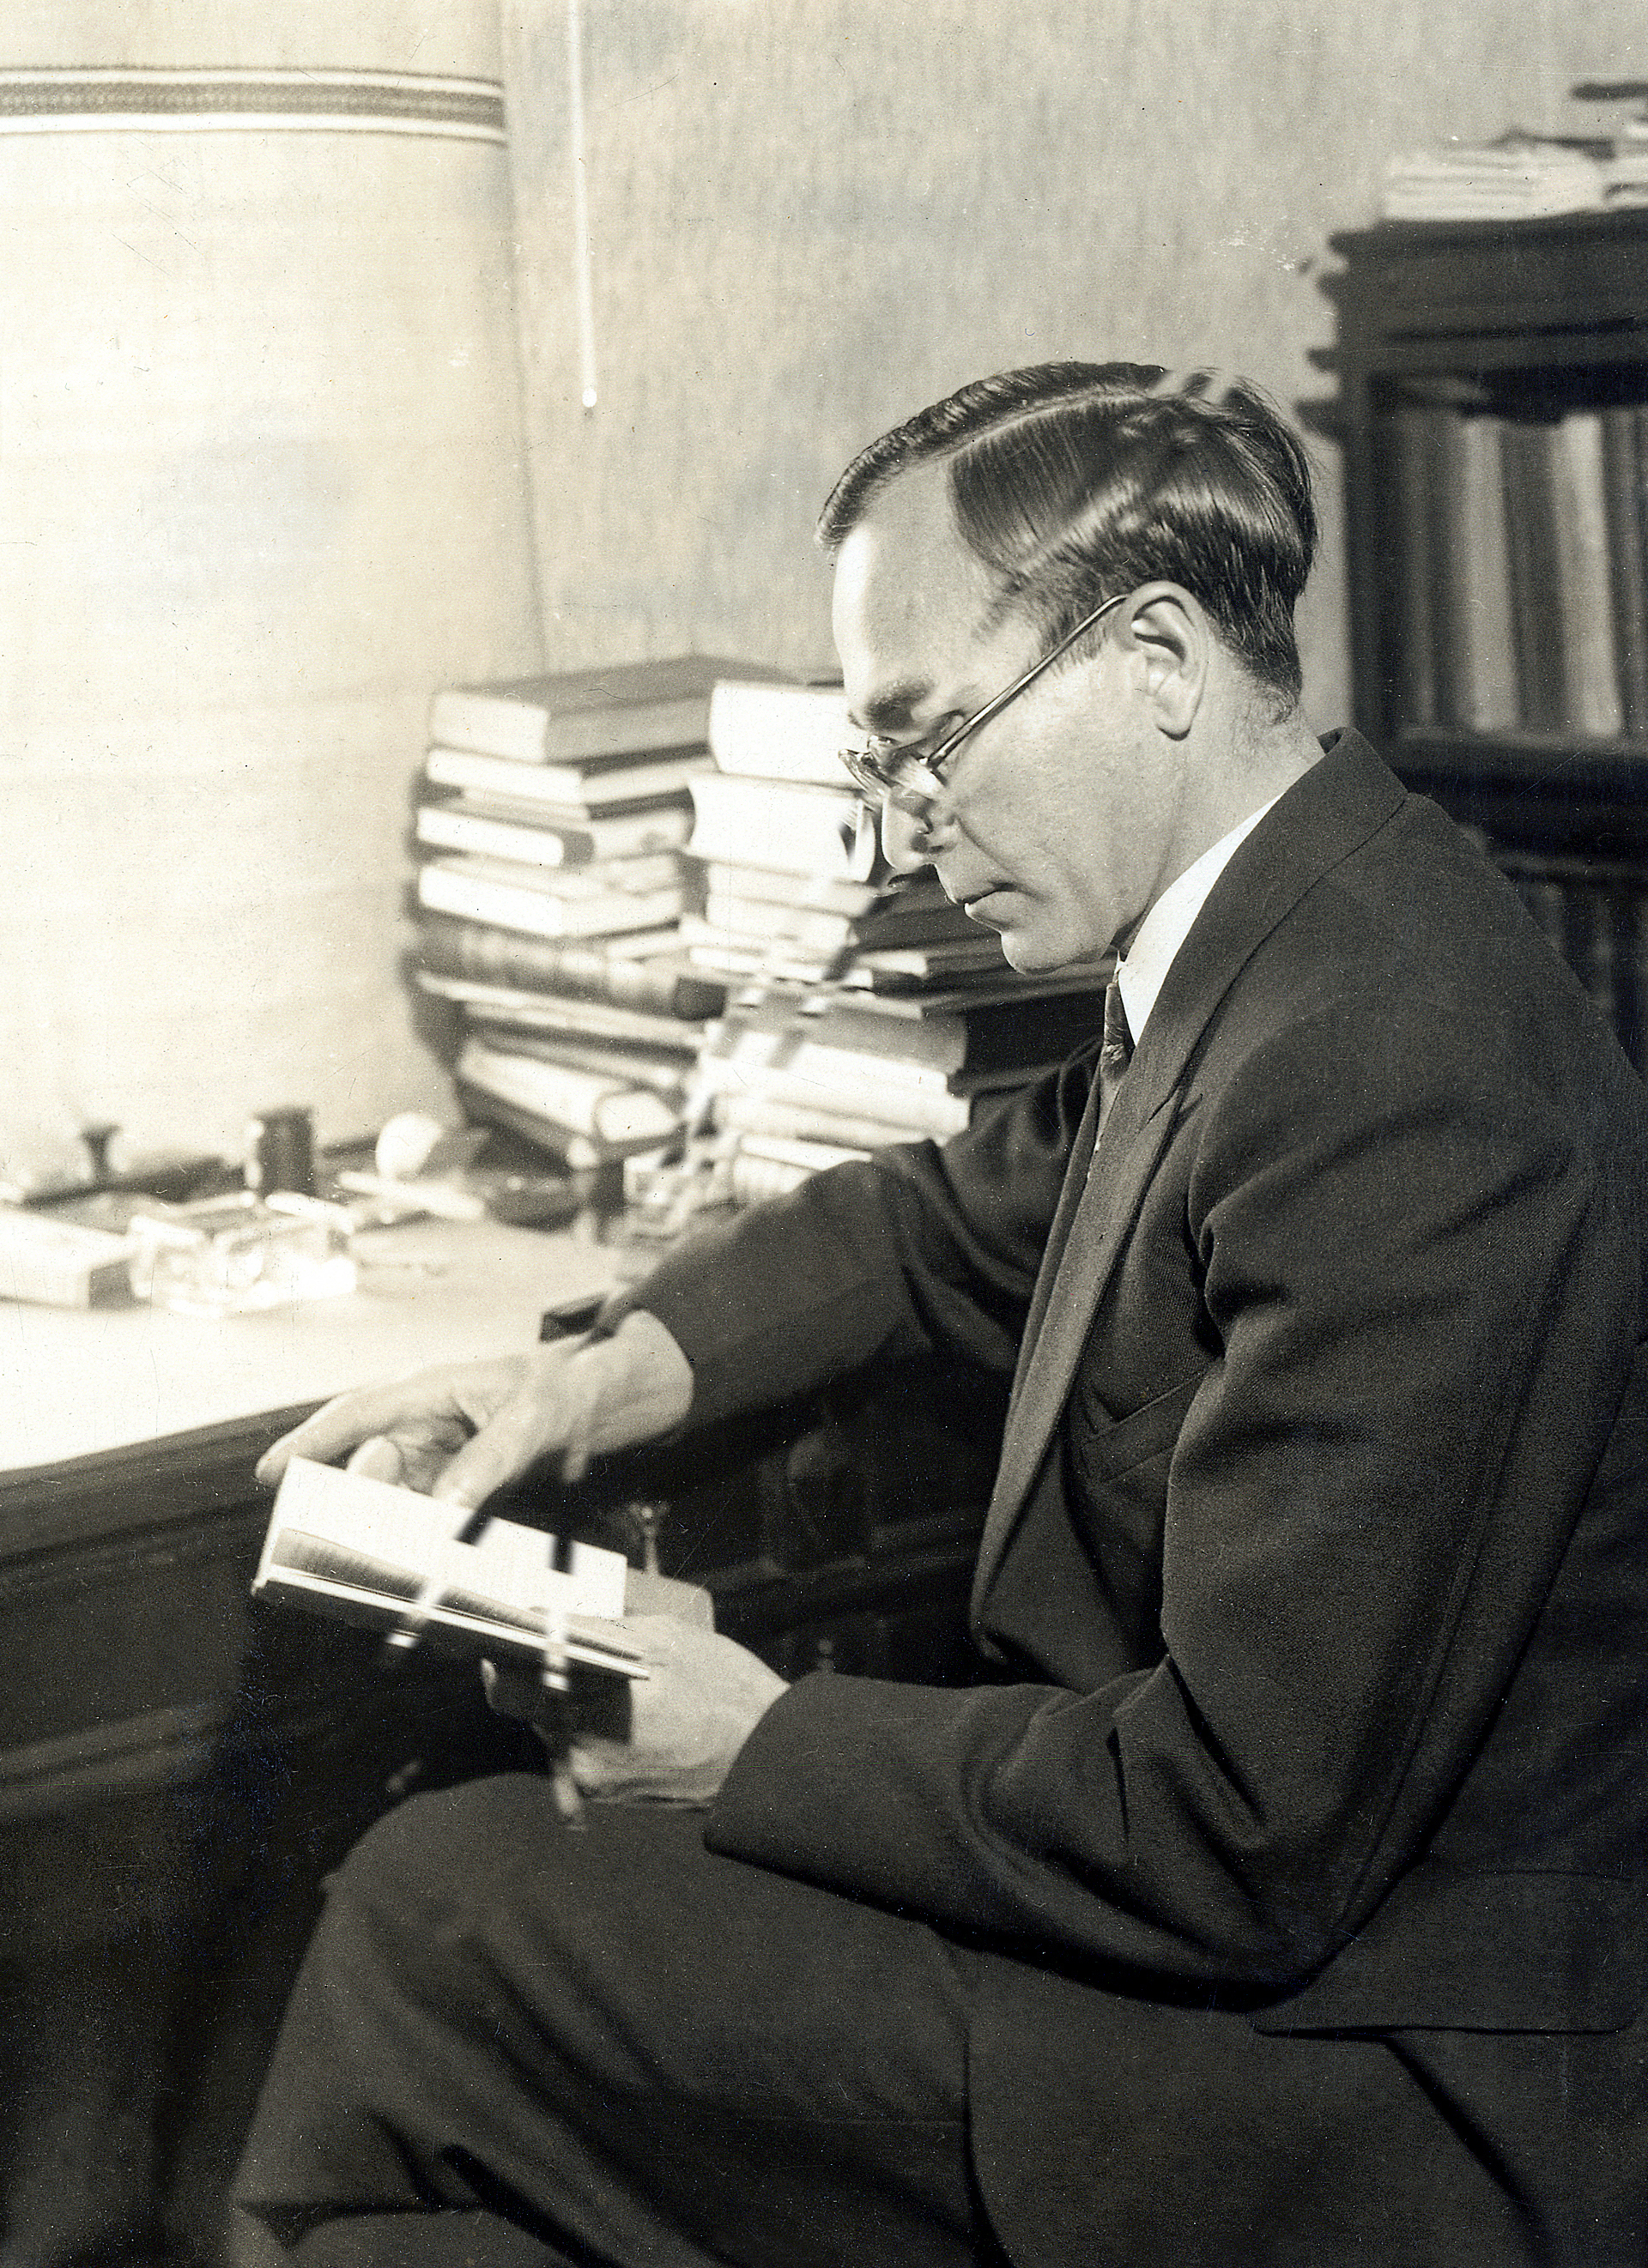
[817,361,1317,708]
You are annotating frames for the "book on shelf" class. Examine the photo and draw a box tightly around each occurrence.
[1498,416,1570,733]
[416,860,687,942]
[425,850,682,896]
[706,1081,972,1143]
[736,1133,874,1176]
[1548,410,1624,737]
[453,1081,667,1173]
[706,678,853,785]
[416,916,727,1019]
[837,937,1011,987]
[787,984,1108,1078]
[676,931,852,988]
[686,771,879,880]
[694,862,894,922]
[426,745,713,810]
[255,1455,712,1673]
[1386,402,1444,731]
[697,886,974,960]
[697,1037,972,1132]
[456,1035,682,1151]
[415,799,693,868]
[416,971,710,1054]
[1601,403,1648,736]
[428,655,780,765]
[463,1023,693,1094]
[829,965,1113,1017]
[1429,408,1519,733]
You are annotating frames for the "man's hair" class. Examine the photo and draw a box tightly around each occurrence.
[817,361,1317,707]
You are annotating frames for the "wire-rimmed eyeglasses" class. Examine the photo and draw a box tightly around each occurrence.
[837,590,1126,816]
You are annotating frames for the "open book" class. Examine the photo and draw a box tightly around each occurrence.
[254,1456,712,1675]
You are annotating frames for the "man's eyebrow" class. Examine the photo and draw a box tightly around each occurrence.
[850,677,933,735]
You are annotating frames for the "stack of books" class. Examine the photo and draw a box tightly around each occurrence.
[411,655,770,1169]
[677,679,1112,1199]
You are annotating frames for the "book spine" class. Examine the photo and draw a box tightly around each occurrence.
[416,914,724,1019]
[454,1080,654,1172]
[712,1091,948,1152]
[422,849,682,898]
[687,776,880,880]
[1603,405,1648,736]
[1549,410,1624,736]
[706,681,851,783]
[417,862,684,940]
[1500,419,1568,732]
[1384,403,1442,731]
[464,1025,692,1091]
[700,893,852,954]
[700,1060,972,1136]
[1435,412,1519,731]
[457,1041,682,1146]
[428,691,713,765]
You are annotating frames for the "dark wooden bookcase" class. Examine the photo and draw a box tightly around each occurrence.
[1314,206,1648,856]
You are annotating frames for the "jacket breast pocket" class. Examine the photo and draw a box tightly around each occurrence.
[1064,1371,1203,1654]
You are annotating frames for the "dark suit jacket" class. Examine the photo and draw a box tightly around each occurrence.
[619,731,1648,2265]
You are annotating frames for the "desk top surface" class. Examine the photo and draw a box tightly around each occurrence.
[0,1217,623,1474]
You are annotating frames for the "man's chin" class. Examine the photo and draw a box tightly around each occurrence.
[997,930,1072,978]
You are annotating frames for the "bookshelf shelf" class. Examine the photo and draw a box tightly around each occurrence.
[1315,209,1648,1067]
[1396,729,1648,851]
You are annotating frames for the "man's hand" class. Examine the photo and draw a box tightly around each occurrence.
[253,1310,694,1507]
[487,1616,789,1807]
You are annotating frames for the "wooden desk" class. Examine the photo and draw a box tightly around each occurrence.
[0,1212,1000,2264]
[0,1218,621,2266]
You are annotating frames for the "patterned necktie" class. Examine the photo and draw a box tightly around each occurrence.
[1095,974,1135,1141]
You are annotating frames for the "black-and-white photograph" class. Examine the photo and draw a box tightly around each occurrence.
[0,6,1644,2265]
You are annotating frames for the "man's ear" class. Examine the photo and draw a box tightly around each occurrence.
[1118,583,1206,740]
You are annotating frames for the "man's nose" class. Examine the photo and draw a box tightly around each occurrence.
[880,794,943,873]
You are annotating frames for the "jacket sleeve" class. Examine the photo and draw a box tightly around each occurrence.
[602,1042,1099,1428]
[705,991,1645,1989]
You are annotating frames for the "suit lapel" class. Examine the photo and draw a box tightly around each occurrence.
[971,730,1407,1622]
[972,1026,1188,1615]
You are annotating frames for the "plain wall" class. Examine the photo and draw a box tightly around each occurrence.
[500,0,1648,717]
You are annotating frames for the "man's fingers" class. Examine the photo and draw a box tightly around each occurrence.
[429,1391,557,1509]
[344,1435,405,1483]
[255,1388,421,1485]
[253,1358,529,1491]
[430,1352,596,1509]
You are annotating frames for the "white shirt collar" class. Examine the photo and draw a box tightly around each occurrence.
[1115,794,1281,1043]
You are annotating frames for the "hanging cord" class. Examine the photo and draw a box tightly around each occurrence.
[566,0,598,411]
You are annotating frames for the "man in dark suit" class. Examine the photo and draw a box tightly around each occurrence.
[236,365,1648,2267]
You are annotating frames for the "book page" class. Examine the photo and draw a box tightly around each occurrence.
[258,1456,629,1623]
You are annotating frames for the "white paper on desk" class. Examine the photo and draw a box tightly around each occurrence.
[257,1455,629,1622]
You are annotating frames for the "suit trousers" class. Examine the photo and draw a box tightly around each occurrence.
[231,1775,1011,2268]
